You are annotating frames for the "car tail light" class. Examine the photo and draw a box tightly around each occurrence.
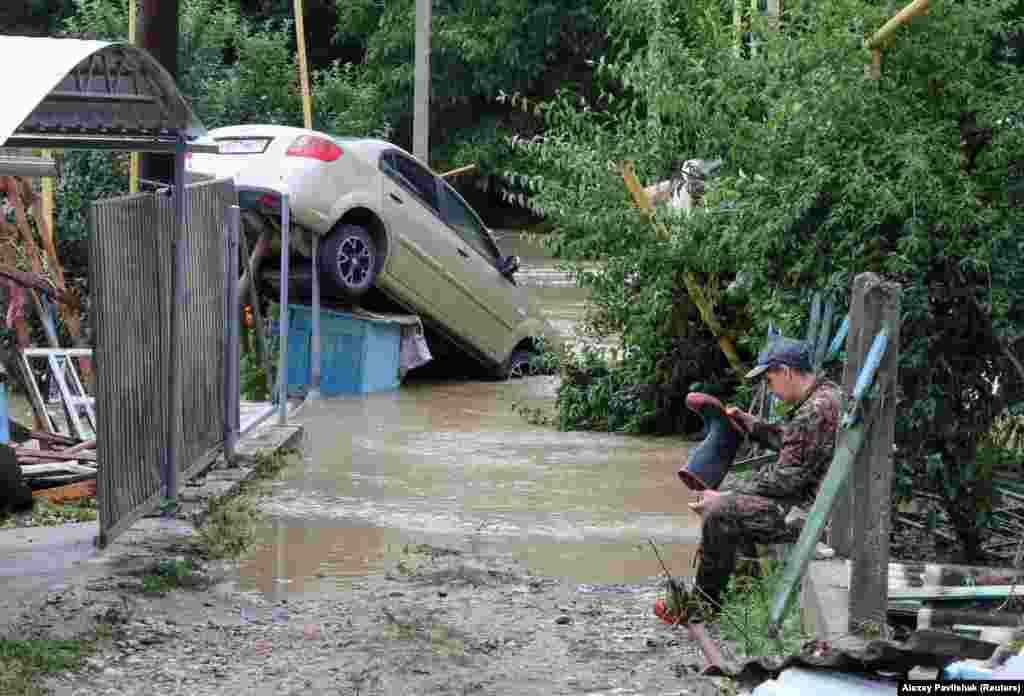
[286,135,343,162]
[259,194,280,209]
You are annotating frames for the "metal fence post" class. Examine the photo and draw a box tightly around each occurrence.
[311,232,321,397]
[165,139,187,514]
[277,192,290,425]
[225,205,241,457]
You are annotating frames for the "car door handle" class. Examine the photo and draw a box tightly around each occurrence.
[389,192,403,204]
[457,248,470,258]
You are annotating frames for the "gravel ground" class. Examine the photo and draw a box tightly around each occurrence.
[10,536,729,696]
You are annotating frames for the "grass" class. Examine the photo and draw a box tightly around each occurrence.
[0,638,96,696]
[717,562,806,660]
[0,497,98,530]
[141,557,202,595]
[195,449,298,560]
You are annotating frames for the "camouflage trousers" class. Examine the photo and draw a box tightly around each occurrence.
[694,493,795,607]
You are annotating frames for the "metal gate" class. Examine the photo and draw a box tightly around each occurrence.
[90,178,236,546]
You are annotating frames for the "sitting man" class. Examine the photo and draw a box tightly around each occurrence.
[692,336,841,610]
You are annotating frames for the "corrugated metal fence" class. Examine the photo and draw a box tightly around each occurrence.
[90,178,236,547]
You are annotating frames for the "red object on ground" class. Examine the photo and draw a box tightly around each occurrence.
[654,599,680,625]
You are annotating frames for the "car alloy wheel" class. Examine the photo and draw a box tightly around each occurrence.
[319,223,378,301]
[337,234,372,288]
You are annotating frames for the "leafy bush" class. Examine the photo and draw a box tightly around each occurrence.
[506,0,1024,561]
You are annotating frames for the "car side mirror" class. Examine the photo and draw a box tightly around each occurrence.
[500,255,520,277]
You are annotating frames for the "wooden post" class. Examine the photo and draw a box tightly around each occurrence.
[842,272,901,634]
[128,0,139,193]
[293,0,313,130]
[139,0,179,185]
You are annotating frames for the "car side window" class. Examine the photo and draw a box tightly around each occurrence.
[439,183,500,266]
[382,152,439,212]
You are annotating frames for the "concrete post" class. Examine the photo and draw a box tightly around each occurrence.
[413,0,431,163]
[843,272,901,634]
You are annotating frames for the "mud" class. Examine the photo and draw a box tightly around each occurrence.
[18,539,727,696]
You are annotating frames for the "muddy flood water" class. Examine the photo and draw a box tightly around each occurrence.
[235,234,703,599]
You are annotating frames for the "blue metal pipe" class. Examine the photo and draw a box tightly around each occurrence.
[277,192,290,426]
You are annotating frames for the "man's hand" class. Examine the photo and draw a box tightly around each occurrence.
[725,406,753,434]
[689,489,726,516]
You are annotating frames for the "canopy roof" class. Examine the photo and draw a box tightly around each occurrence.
[0,36,215,153]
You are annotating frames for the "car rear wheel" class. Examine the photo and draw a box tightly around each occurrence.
[319,224,377,302]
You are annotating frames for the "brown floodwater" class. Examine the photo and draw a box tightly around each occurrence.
[235,235,702,599]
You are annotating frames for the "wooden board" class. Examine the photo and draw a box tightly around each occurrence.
[887,584,1024,601]
[32,478,96,503]
[20,462,95,476]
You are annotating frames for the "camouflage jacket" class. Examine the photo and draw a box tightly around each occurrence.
[729,378,842,510]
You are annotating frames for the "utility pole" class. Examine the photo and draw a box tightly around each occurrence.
[413,0,430,164]
[139,0,179,185]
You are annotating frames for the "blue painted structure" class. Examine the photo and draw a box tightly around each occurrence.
[279,305,402,396]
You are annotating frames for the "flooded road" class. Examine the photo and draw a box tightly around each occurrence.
[237,233,702,599]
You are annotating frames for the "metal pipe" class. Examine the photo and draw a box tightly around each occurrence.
[277,192,290,426]
[225,205,241,458]
[865,0,929,51]
[310,232,321,396]
[165,138,187,514]
[0,156,58,178]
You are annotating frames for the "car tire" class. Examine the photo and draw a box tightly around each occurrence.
[319,223,378,302]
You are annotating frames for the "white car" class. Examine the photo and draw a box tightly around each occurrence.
[187,124,559,377]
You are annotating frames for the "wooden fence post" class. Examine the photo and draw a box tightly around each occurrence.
[841,272,901,633]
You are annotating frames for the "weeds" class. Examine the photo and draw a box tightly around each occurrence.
[197,493,262,560]
[141,558,203,595]
[718,563,806,659]
[0,638,95,696]
[196,449,298,559]
[0,497,97,529]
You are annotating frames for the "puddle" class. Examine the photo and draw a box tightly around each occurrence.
[235,235,702,598]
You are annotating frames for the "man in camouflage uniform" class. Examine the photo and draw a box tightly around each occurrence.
[693,336,841,609]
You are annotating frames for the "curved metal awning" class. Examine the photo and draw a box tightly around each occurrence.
[0,36,216,153]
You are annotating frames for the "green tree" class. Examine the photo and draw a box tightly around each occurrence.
[510,0,1024,561]
[333,0,608,184]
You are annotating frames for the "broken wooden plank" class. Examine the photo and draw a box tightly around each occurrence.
[63,439,96,454]
[20,462,95,476]
[8,420,79,446]
[887,585,1024,601]
[15,448,96,463]
[31,478,96,502]
[440,163,477,178]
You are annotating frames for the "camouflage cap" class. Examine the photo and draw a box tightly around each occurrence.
[745,336,812,380]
